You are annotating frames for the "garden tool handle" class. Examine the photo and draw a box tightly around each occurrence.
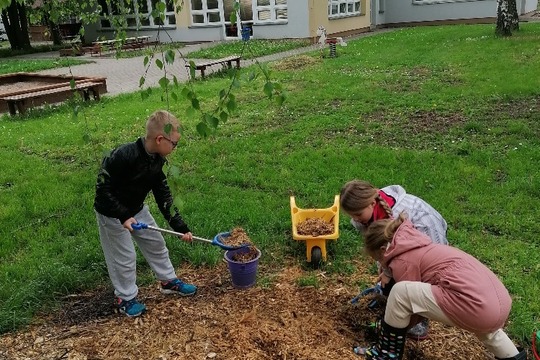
[132,223,213,243]
[133,222,247,251]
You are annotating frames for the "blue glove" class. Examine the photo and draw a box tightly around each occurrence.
[351,282,383,304]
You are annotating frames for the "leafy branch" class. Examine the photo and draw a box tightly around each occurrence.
[132,0,286,137]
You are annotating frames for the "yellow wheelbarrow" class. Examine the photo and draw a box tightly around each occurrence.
[290,195,340,265]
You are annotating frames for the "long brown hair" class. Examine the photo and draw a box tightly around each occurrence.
[340,180,393,217]
[364,213,407,255]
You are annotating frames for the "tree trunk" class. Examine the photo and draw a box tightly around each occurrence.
[18,2,30,47]
[496,0,513,36]
[1,0,31,50]
[46,16,63,46]
[508,0,520,31]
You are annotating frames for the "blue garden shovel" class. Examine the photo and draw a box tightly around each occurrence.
[132,222,248,251]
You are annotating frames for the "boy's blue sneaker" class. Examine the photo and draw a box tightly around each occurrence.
[160,278,197,296]
[116,297,146,317]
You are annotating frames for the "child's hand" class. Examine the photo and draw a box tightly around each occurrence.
[180,232,193,242]
[123,218,138,231]
[378,272,392,288]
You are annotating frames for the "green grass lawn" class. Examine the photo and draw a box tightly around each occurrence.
[0,58,90,74]
[186,38,312,59]
[1,23,539,348]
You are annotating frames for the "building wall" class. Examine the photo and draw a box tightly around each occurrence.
[165,0,371,43]
[168,0,311,42]
[252,0,311,39]
[84,0,539,45]
[309,0,371,39]
[520,0,539,14]
[378,0,538,26]
[173,3,224,42]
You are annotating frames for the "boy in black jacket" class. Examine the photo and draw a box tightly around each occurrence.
[94,110,196,317]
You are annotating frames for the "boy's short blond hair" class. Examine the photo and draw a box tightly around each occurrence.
[145,110,180,139]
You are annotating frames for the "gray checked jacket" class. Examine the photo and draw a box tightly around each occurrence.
[351,185,448,245]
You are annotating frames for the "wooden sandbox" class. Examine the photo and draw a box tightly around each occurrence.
[0,73,107,115]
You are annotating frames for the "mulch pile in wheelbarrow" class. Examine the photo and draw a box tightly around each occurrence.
[0,259,521,360]
[297,217,335,236]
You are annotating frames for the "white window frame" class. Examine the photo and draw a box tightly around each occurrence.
[328,0,361,19]
[190,0,223,25]
[253,0,288,24]
[99,0,176,29]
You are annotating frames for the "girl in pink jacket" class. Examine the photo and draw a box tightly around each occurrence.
[358,213,525,360]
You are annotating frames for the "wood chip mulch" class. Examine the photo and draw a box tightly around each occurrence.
[0,259,514,360]
[297,218,335,237]
[220,227,259,262]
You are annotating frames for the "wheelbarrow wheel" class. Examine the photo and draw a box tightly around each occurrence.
[310,246,322,268]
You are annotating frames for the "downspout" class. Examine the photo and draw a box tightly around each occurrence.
[370,0,377,30]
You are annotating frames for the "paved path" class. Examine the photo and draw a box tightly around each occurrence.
[9,12,540,97]
[14,30,391,97]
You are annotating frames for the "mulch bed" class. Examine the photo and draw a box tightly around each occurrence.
[0,257,507,360]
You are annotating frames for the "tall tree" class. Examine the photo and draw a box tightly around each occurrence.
[1,0,100,50]
[496,0,520,36]
[1,0,31,50]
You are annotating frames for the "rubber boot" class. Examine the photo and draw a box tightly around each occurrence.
[365,320,407,360]
[496,348,527,360]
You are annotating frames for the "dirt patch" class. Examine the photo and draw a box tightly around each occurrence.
[0,259,511,360]
[272,55,320,71]
[368,109,467,136]
[488,97,540,120]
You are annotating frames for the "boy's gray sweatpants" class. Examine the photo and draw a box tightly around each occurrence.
[95,205,177,301]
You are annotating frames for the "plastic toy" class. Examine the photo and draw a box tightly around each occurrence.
[290,195,340,265]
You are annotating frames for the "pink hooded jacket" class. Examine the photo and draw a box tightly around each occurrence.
[381,220,512,333]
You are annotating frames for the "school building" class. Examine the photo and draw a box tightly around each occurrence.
[84,0,539,44]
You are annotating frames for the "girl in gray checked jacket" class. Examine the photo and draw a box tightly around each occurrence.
[340,179,448,341]
[340,180,447,246]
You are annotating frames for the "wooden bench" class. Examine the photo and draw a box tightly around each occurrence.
[59,46,84,57]
[0,81,103,115]
[185,55,241,79]
[82,44,103,57]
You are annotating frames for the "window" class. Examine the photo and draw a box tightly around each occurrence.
[328,0,361,18]
[254,0,288,23]
[190,0,222,25]
[99,0,176,29]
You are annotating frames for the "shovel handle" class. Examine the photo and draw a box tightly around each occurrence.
[132,223,212,243]
[133,222,248,250]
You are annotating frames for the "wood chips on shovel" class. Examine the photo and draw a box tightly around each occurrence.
[220,227,259,262]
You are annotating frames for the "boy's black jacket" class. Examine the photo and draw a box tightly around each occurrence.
[94,137,190,234]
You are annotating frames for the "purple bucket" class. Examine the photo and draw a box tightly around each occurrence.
[224,247,261,289]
